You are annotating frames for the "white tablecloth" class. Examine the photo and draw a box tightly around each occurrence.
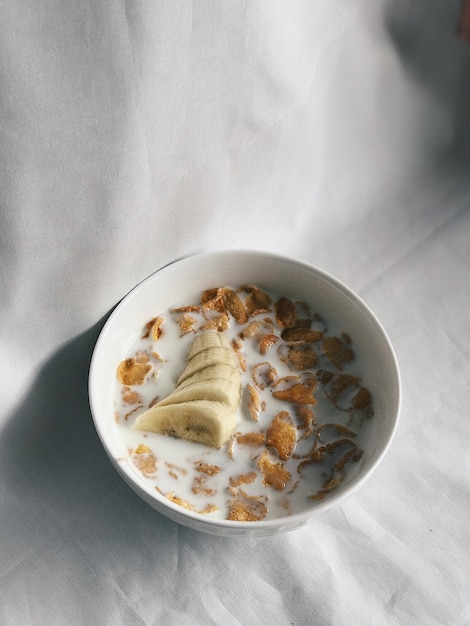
[1,1,469,624]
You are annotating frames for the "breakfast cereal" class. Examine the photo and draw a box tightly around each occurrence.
[113,284,373,522]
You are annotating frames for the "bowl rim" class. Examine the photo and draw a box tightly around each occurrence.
[88,249,401,533]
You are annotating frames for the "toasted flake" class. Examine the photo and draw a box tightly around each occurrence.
[201,287,220,302]
[223,289,248,324]
[319,369,334,385]
[322,335,354,370]
[322,477,343,491]
[142,316,157,339]
[259,333,279,355]
[352,387,371,409]
[300,372,317,389]
[124,406,140,420]
[275,297,297,329]
[241,285,273,316]
[329,373,359,401]
[172,305,201,313]
[229,471,257,487]
[227,489,268,521]
[315,423,356,441]
[198,504,219,515]
[310,491,327,501]
[231,338,247,372]
[191,475,216,496]
[295,406,316,431]
[201,288,226,313]
[236,432,265,447]
[135,351,150,363]
[122,388,142,405]
[257,451,291,490]
[201,312,230,331]
[177,314,197,335]
[227,434,236,459]
[295,405,317,439]
[325,373,371,412]
[239,319,274,340]
[292,318,311,328]
[131,445,158,476]
[149,395,159,408]
[165,462,188,476]
[278,343,318,370]
[266,411,297,460]
[166,492,194,510]
[273,383,316,404]
[150,316,165,341]
[281,326,323,342]
[117,358,152,385]
[334,446,363,472]
[272,375,317,404]
[246,383,261,422]
[195,462,221,476]
[310,444,327,463]
[324,438,358,458]
[252,362,277,389]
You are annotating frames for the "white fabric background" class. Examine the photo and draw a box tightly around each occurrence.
[1,1,469,624]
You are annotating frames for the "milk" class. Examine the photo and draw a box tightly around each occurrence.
[113,287,373,521]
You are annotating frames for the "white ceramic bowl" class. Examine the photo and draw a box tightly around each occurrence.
[89,250,400,537]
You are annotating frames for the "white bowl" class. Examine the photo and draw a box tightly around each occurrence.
[89,250,400,537]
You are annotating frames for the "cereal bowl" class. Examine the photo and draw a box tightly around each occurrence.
[89,250,400,537]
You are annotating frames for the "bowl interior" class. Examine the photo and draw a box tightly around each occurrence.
[89,251,400,535]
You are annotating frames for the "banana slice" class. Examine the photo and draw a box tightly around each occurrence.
[133,331,242,448]
[133,400,238,449]
[176,347,237,385]
[156,378,241,410]
[176,363,239,390]
[186,330,232,359]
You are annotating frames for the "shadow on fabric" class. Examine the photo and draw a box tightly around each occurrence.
[383,0,470,164]
[0,313,186,548]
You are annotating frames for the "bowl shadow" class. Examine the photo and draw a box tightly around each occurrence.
[0,312,189,550]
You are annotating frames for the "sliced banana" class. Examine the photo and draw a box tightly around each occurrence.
[157,378,241,411]
[186,330,232,359]
[176,363,238,390]
[133,331,242,448]
[176,347,237,385]
[133,400,238,449]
